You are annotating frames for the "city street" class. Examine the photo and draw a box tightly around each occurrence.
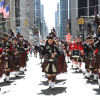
[0,54,100,100]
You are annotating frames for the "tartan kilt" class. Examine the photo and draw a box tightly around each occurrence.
[96,54,100,64]
[91,55,98,68]
[81,55,86,62]
[20,52,26,67]
[9,58,15,72]
[58,53,68,73]
[0,63,4,78]
[85,58,90,69]
[41,61,60,74]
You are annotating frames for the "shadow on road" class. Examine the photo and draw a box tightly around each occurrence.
[38,79,67,86]
[10,76,25,80]
[72,71,83,74]
[0,81,14,87]
[93,88,100,95]
[37,87,67,95]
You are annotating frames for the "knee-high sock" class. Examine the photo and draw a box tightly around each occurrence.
[79,62,82,67]
[6,71,10,76]
[51,76,56,82]
[71,60,74,66]
[47,76,51,81]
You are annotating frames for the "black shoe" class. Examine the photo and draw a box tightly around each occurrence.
[4,79,6,82]
[22,71,24,74]
[16,75,19,77]
[6,81,9,83]
[24,69,27,71]
[87,77,90,80]
[49,86,51,89]
[83,73,85,75]
[51,88,55,90]
[67,61,71,63]
[71,66,73,67]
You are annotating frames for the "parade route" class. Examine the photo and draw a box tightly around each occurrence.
[0,54,100,100]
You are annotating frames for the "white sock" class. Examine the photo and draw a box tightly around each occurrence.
[49,80,51,87]
[51,82,55,89]
[6,76,9,81]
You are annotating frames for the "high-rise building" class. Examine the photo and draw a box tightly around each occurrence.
[59,0,67,40]
[70,0,100,38]
[35,0,41,34]
[55,11,57,36]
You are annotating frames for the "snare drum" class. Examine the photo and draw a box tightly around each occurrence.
[72,50,81,58]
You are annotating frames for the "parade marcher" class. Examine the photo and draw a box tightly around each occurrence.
[82,36,90,75]
[69,37,77,68]
[41,36,61,90]
[34,44,39,58]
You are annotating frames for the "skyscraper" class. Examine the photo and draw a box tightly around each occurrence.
[59,0,67,40]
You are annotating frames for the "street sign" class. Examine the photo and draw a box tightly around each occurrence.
[78,19,81,24]
[81,18,84,24]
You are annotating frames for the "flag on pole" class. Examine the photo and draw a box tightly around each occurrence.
[0,0,4,13]
[3,5,9,19]
[66,33,71,41]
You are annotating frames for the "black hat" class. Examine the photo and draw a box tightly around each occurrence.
[20,35,23,37]
[3,34,8,37]
[47,36,53,39]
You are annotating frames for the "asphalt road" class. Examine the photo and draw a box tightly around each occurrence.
[0,53,100,100]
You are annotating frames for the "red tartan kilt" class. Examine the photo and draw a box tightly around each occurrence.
[85,58,90,69]
[91,57,97,68]
[9,58,15,72]
[81,55,86,62]
[41,61,60,74]
[66,50,70,57]
[96,54,100,64]
[58,53,68,73]
[0,64,4,78]
[20,52,26,67]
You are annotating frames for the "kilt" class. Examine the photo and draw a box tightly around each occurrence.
[96,54,100,64]
[58,53,68,73]
[81,55,86,62]
[9,57,15,72]
[41,60,60,74]
[91,55,98,68]
[74,57,83,62]
[0,64,4,78]
[85,58,90,69]
[20,51,27,67]
[0,57,5,78]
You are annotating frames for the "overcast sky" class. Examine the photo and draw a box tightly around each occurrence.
[41,0,59,32]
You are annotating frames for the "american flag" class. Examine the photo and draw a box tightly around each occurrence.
[3,5,9,19]
[66,33,71,41]
[0,0,4,13]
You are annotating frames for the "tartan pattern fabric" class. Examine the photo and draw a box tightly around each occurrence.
[0,57,5,78]
[20,51,27,67]
[81,55,86,62]
[85,58,90,69]
[41,61,60,74]
[58,53,67,73]
[96,54,100,64]
[91,55,98,68]
[9,57,15,72]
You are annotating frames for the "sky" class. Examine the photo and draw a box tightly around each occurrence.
[41,0,59,32]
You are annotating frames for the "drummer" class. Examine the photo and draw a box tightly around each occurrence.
[69,37,77,68]
[72,36,83,71]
